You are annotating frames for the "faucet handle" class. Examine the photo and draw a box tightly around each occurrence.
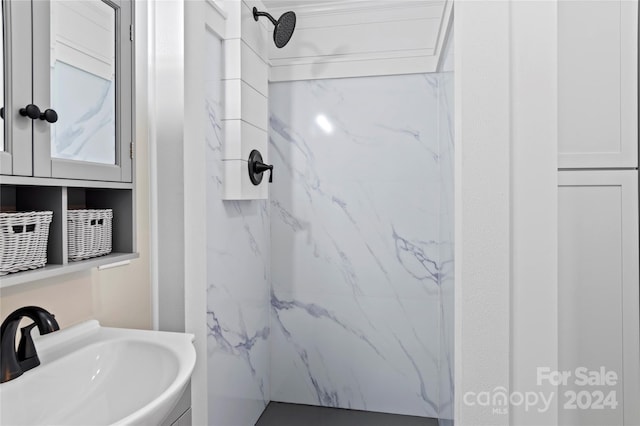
[17,323,41,372]
[248,149,274,185]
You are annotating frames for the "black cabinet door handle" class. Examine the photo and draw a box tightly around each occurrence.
[1,107,4,120]
[40,109,58,123]
[19,105,58,123]
[19,104,41,120]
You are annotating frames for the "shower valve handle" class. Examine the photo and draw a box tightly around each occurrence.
[248,149,273,185]
[254,162,274,183]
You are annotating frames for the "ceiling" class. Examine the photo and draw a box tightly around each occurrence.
[263,0,353,10]
[263,0,425,13]
[266,0,452,81]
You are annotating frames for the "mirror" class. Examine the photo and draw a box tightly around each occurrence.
[1,0,5,152]
[50,1,116,165]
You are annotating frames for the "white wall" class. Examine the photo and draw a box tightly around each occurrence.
[455,1,559,425]
[454,2,512,423]
[509,2,558,425]
[151,1,210,424]
[152,0,186,335]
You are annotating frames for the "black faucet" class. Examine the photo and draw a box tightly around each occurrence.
[1,306,59,383]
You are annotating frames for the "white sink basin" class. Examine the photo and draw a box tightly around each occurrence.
[0,320,196,425]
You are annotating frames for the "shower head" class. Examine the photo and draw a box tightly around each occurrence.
[253,7,296,48]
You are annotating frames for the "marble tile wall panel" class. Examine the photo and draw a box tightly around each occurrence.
[205,29,271,426]
[269,73,453,418]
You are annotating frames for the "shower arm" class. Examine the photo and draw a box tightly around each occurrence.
[253,9,278,26]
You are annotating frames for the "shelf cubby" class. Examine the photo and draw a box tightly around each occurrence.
[67,187,135,254]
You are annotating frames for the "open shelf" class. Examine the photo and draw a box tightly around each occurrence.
[0,183,136,287]
[0,252,139,289]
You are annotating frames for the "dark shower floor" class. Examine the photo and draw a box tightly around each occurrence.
[255,402,439,426]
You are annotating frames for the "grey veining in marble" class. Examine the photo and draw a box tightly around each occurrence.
[269,72,454,420]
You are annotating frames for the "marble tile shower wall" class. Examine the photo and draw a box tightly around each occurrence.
[205,30,271,426]
[269,73,454,419]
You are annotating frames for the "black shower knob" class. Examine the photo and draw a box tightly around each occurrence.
[248,149,274,185]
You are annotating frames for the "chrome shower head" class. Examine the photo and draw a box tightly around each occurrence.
[253,7,296,48]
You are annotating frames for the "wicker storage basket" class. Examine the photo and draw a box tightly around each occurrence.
[67,209,113,261]
[0,211,53,275]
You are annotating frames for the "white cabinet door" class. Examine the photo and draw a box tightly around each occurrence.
[558,170,639,425]
[30,0,133,182]
[558,1,638,168]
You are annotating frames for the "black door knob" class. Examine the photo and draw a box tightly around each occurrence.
[19,104,41,120]
[40,109,58,123]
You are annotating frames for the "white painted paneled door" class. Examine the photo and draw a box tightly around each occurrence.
[558,171,639,426]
